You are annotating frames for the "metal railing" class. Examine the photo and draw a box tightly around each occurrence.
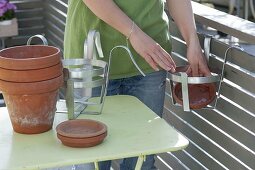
[157,2,255,170]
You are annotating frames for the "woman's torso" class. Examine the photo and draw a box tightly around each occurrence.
[64,0,171,79]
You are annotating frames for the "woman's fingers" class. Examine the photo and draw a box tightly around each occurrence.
[190,63,199,76]
[186,62,211,77]
[143,54,159,71]
[144,50,176,72]
[154,47,176,71]
[128,28,176,72]
[200,63,211,76]
[150,52,171,71]
[147,45,175,72]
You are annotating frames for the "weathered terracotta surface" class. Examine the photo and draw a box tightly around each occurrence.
[4,90,59,134]
[0,74,63,95]
[0,45,60,70]
[0,75,63,134]
[57,132,107,148]
[56,119,107,138]
[0,62,63,82]
[173,83,216,109]
[56,119,108,147]
[0,43,63,134]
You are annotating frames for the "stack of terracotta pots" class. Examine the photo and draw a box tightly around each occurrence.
[0,41,63,134]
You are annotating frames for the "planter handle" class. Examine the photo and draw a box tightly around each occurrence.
[213,45,244,109]
[27,35,48,46]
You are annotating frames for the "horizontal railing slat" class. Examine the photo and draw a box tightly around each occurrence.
[15,8,44,18]
[17,17,44,28]
[45,21,64,40]
[209,56,255,93]
[216,97,255,132]
[159,151,203,170]
[155,153,187,170]
[220,82,255,113]
[163,104,251,170]
[164,102,255,169]
[192,1,255,43]
[11,0,44,9]
[44,3,67,22]
[210,40,255,72]
[44,13,66,31]
[45,30,64,53]
[166,79,255,132]
[172,34,255,73]
[46,0,68,14]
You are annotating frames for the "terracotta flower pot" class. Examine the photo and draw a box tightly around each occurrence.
[173,83,216,109]
[0,62,63,82]
[0,74,63,95]
[0,45,60,70]
[0,75,63,134]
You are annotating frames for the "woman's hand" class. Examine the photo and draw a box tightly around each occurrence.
[83,0,176,72]
[186,38,211,77]
[166,0,211,77]
[129,25,176,72]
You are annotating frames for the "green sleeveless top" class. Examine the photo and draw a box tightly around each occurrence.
[64,0,171,79]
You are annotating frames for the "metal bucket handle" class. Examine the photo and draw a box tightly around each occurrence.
[202,35,244,109]
[27,35,48,46]
[109,45,145,77]
[213,45,244,108]
[84,30,104,60]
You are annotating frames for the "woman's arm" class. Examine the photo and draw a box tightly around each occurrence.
[83,0,176,72]
[166,0,210,76]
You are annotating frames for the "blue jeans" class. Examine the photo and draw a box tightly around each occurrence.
[93,70,167,170]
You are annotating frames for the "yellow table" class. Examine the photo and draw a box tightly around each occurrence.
[0,95,189,170]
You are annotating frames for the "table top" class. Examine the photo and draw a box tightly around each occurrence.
[0,95,189,170]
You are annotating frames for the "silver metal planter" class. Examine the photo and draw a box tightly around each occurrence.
[62,30,108,119]
[168,35,243,112]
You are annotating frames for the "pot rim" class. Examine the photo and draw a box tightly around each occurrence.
[0,74,63,95]
[56,119,107,138]
[0,45,60,61]
[0,62,63,82]
[0,45,61,70]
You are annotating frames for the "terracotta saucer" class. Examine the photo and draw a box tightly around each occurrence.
[173,83,216,109]
[56,119,107,138]
[57,132,107,148]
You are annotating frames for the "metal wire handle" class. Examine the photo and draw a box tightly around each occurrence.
[109,45,146,78]
[27,35,48,45]
[213,45,244,108]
